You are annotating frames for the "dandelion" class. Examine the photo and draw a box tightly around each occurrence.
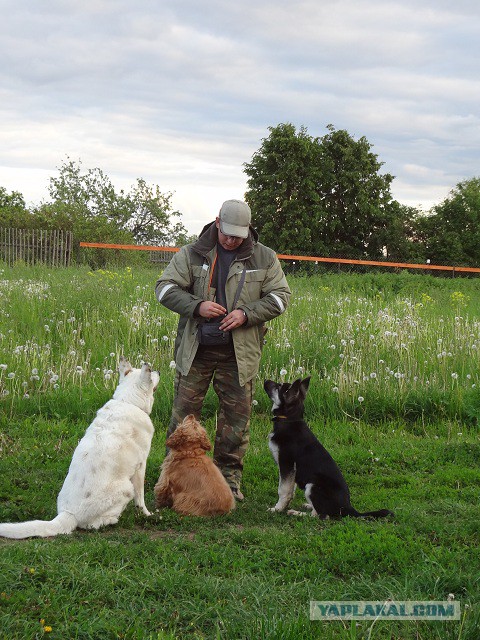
[370,372,377,379]
[451,372,459,380]
[109,352,115,357]
[252,399,258,406]
[162,335,169,342]
[279,368,287,376]
[332,386,339,393]
[169,361,176,369]
[7,372,15,379]
[358,396,364,403]
[0,364,7,370]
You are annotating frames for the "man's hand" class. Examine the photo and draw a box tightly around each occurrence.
[219,309,247,332]
[198,301,227,319]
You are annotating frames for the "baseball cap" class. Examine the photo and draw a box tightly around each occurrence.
[219,200,251,239]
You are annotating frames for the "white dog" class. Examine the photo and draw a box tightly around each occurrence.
[0,357,159,539]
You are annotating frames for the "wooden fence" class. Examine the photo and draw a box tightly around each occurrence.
[0,228,73,267]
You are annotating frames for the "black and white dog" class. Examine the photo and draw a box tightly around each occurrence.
[264,377,393,519]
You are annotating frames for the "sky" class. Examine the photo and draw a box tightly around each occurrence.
[0,0,479,236]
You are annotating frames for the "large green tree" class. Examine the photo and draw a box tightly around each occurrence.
[417,177,480,266]
[244,123,406,259]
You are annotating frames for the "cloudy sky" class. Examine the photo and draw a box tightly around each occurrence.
[1,0,479,235]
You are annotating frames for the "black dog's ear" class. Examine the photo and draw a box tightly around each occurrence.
[285,378,303,402]
[301,376,311,394]
[286,376,311,402]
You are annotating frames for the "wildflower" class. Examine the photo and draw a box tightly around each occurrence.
[110,352,115,357]
[252,399,258,406]
[451,372,459,380]
[332,386,339,393]
[370,372,377,379]
[32,368,38,375]
[279,368,287,376]
[169,361,176,369]
[0,364,7,370]
[7,372,15,379]
[358,396,364,403]
[162,335,169,342]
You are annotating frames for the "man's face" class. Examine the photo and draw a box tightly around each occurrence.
[215,218,245,251]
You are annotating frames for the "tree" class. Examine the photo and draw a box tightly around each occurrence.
[243,123,325,255]
[0,187,30,228]
[44,158,187,246]
[121,178,185,246]
[417,177,480,266]
[244,123,405,260]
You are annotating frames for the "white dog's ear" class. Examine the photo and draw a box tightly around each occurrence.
[118,357,133,378]
[140,363,159,389]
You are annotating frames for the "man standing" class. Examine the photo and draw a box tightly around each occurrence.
[155,199,290,500]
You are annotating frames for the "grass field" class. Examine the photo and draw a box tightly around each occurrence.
[0,264,479,639]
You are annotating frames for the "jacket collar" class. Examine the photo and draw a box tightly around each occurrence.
[192,220,258,261]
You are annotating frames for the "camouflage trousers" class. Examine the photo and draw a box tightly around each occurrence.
[168,343,253,490]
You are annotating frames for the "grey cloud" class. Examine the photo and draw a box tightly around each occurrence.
[0,0,479,232]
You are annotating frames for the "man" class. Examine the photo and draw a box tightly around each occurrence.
[155,199,290,500]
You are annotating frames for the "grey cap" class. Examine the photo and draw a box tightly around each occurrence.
[219,200,251,239]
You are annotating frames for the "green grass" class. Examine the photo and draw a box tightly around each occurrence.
[0,264,479,638]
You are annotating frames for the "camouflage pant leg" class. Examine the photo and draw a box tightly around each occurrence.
[167,360,214,439]
[210,351,254,490]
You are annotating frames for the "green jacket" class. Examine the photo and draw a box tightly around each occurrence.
[155,221,291,386]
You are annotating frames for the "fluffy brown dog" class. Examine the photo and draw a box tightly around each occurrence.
[154,415,235,516]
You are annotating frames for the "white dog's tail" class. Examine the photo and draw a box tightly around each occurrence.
[0,511,77,539]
